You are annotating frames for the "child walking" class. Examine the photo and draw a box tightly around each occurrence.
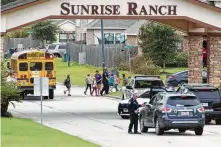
[84,74,92,95]
[91,79,98,96]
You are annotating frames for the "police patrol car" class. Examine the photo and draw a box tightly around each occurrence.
[118,87,168,119]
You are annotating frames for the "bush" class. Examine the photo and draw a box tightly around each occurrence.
[131,56,161,75]
[166,52,188,67]
[117,55,161,75]
[1,61,21,117]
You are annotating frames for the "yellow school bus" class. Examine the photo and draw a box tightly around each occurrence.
[9,50,56,99]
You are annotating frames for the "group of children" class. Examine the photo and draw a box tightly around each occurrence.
[84,72,121,96]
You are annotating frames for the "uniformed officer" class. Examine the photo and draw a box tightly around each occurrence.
[128,90,145,134]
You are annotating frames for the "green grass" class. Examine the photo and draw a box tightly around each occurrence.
[1,118,100,147]
[56,58,132,86]
[56,58,186,91]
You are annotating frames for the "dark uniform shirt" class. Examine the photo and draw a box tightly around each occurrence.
[128,98,141,115]
[102,72,109,84]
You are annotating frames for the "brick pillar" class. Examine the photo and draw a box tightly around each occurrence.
[188,36,203,84]
[0,36,4,59]
[182,36,189,54]
[207,36,221,87]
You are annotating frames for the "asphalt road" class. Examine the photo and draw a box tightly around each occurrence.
[9,85,221,147]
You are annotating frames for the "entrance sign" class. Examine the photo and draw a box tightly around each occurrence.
[34,77,49,126]
[61,2,177,16]
[34,77,49,96]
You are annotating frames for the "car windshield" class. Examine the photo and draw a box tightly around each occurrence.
[190,89,220,100]
[58,44,66,49]
[48,45,56,50]
[167,96,200,106]
[134,80,164,88]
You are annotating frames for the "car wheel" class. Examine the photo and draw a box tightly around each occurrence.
[205,119,211,124]
[178,129,186,133]
[121,116,130,119]
[195,127,203,135]
[139,117,148,133]
[155,118,164,135]
[215,118,221,125]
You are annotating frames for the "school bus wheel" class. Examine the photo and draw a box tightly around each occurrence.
[49,89,54,99]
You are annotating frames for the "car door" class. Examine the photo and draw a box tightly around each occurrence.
[149,95,163,126]
[145,96,157,126]
[125,79,134,99]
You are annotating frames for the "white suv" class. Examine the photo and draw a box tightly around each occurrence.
[46,43,66,58]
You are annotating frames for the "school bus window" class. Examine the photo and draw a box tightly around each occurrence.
[30,62,42,71]
[45,62,53,70]
[19,62,28,71]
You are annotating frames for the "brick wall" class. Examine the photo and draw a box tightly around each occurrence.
[208,36,221,87]
[188,36,203,84]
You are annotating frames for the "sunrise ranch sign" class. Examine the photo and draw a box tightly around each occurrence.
[61,2,177,16]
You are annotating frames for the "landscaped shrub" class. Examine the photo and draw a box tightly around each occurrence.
[166,52,188,67]
[131,56,161,75]
[1,61,21,117]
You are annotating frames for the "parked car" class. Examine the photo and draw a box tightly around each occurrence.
[121,76,165,100]
[139,92,205,135]
[165,70,207,87]
[118,87,167,119]
[177,84,221,125]
[44,43,66,58]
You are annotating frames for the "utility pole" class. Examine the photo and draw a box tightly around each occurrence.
[101,19,105,71]
[67,32,70,67]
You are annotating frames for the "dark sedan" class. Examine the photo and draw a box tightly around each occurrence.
[165,70,207,87]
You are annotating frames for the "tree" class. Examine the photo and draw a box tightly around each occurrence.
[1,0,16,6]
[5,29,29,39]
[138,22,180,72]
[31,21,59,47]
[1,61,21,117]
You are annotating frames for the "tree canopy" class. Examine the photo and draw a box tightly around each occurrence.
[138,22,180,71]
[31,21,59,43]
[1,0,16,6]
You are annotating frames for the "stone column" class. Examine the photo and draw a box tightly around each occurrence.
[182,36,189,54]
[207,36,221,87]
[188,36,203,84]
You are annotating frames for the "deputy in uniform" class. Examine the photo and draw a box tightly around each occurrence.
[128,90,145,134]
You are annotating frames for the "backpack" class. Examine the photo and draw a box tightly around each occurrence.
[64,79,67,85]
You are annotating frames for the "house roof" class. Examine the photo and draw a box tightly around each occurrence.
[123,20,148,35]
[1,0,37,11]
[86,20,137,30]
[53,19,76,26]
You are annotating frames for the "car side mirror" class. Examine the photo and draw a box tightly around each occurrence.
[126,86,133,89]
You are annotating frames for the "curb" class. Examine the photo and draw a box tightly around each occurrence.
[106,95,121,99]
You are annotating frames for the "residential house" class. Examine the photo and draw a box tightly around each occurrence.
[199,0,221,7]
[52,19,92,43]
[85,20,138,45]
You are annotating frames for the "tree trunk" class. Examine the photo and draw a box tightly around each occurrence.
[163,60,166,73]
